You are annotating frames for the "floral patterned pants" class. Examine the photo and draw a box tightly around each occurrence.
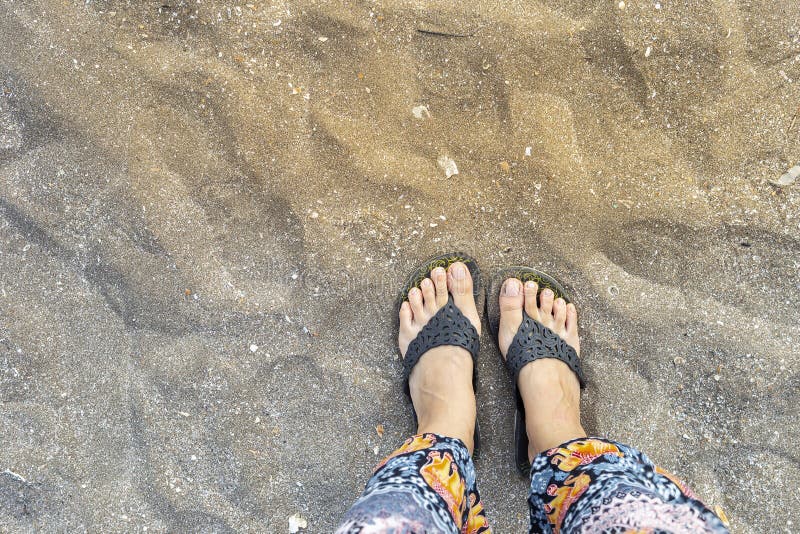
[336,433,729,533]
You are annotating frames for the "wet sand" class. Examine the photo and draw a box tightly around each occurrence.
[1,1,799,532]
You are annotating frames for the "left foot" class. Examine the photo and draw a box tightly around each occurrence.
[398,262,481,452]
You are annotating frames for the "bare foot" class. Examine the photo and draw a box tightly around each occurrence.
[497,278,585,459]
[398,262,481,452]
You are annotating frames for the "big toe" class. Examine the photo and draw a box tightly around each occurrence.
[447,262,473,295]
[498,278,524,358]
[447,262,481,333]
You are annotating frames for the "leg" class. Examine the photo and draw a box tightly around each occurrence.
[498,278,729,533]
[527,438,729,533]
[336,433,489,534]
[337,263,491,533]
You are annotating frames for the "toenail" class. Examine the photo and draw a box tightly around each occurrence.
[503,279,520,296]
[433,267,445,277]
[410,287,420,296]
[542,289,553,297]
[422,278,432,287]
[452,263,466,279]
[525,281,536,289]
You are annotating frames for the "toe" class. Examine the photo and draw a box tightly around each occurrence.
[565,303,581,353]
[399,300,413,326]
[498,278,524,357]
[499,278,524,313]
[421,278,437,314]
[565,303,578,333]
[523,281,540,321]
[553,297,567,327]
[432,267,449,307]
[408,287,425,320]
[448,262,481,333]
[447,262,473,297]
[539,288,555,318]
[398,301,415,357]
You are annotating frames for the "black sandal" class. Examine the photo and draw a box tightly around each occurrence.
[487,266,586,475]
[397,252,484,456]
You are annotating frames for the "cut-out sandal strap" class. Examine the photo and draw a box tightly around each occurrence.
[402,296,480,395]
[505,310,585,388]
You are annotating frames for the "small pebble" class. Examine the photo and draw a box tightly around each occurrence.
[250,344,258,352]
[288,513,307,533]
[437,155,459,178]
[411,105,430,119]
[773,164,799,186]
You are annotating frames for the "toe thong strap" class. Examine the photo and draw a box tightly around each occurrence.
[505,310,585,388]
[402,296,480,395]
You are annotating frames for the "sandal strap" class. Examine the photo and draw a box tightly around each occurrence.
[403,296,480,395]
[505,310,585,387]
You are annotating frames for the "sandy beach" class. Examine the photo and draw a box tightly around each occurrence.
[1,0,799,531]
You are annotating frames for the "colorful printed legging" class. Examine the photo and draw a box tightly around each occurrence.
[337,433,730,533]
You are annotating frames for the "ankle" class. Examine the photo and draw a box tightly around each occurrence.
[417,409,476,453]
[517,359,584,458]
[416,393,476,452]
[526,417,585,458]
[409,346,476,453]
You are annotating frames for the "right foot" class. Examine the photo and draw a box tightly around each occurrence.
[497,278,586,459]
[398,262,481,452]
